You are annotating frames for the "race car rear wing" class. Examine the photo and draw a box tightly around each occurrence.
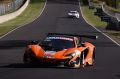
[48,33,98,40]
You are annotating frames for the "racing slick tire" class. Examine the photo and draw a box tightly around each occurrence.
[23,52,33,64]
[70,57,81,68]
[73,57,81,68]
[23,50,36,64]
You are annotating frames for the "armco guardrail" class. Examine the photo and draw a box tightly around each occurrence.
[0,0,29,23]
[101,2,120,30]
[0,0,25,15]
[116,13,120,21]
[102,3,115,17]
[102,3,120,21]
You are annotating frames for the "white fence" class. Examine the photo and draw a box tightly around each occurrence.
[0,0,25,15]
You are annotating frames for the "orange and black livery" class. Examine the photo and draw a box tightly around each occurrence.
[23,33,98,68]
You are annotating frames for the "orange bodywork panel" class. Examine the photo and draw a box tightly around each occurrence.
[84,42,95,65]
[29,45,72,59]
[29,45,45,57]
[28,42,95,65]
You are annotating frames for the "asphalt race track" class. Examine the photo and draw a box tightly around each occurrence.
[0,0,120,79]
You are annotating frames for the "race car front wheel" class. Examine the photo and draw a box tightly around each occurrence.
[23,51,35,64]
[74,57,81,68]
[24,53,32,64]
[69,57,81,68]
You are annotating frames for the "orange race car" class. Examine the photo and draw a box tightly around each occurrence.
[23,33,98,68]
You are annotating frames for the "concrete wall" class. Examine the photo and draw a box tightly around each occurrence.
[0,0,30,23]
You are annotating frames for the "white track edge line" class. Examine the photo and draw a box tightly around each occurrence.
[79,2,120,47]
[0,0,47,39]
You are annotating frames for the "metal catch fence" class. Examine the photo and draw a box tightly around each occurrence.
[0,0,25,15]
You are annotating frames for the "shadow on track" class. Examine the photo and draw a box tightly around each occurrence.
[0,63,77,69]
[0,63,95,70]
[0,40,41,49]
[116,74,120,78]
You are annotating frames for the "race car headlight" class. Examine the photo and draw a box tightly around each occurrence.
[71,53,76,57]
[66,52,76,58]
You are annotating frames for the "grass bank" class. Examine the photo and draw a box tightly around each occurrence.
[81,5,120,44]
[81,6,107,28]
[0,0,45,37]
[106,31,120,44]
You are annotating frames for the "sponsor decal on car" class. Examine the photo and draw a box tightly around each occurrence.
[46,37,73,41]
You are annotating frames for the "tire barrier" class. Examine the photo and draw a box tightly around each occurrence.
[94,2,120,31]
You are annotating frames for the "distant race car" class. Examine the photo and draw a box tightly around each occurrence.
[23,33,98,68]
[68,11,79,18]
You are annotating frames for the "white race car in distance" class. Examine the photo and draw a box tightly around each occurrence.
[68,11,79,18]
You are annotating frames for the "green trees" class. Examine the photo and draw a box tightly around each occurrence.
[80,0,120,8]
[80,0,89,5]
[106,0,118,8]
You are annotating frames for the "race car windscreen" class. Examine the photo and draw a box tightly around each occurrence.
[40,36,75,51]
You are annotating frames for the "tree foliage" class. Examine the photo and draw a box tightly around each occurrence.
[80,0,89,5]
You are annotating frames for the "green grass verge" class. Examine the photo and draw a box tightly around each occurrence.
[81,5,120,44]
[81,6,107,28]
[106,31,120,44]
[0,0,45,36]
